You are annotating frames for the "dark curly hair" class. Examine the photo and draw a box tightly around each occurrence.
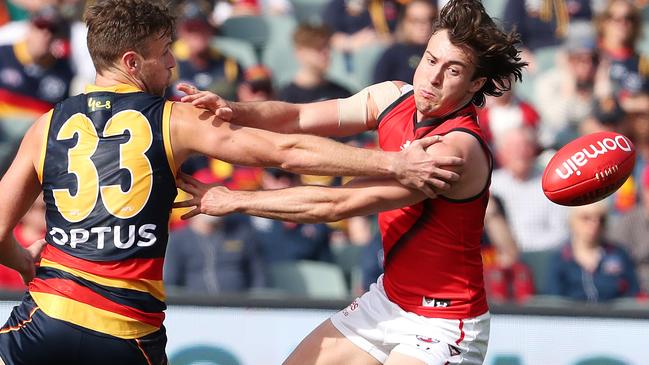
[433,0,527,107]
[84,0,175,73]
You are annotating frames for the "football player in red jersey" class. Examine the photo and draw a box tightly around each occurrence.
[0,0,465,364]
[175,1,527,364]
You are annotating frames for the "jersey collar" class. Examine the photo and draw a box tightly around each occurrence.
[85,83,143,94]
[414,100,475,130]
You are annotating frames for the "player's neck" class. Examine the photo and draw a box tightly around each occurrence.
[94,69,144,91]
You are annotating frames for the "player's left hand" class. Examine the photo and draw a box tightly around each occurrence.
[173,173,238,219]
[395,135,464,198]
[176,83,233,121]
[19,238,47,285]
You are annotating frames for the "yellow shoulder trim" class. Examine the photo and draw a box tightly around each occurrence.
[85,84,142,94]
[162,101,177,178]
[31,292,159,339]
[37,110,53,184]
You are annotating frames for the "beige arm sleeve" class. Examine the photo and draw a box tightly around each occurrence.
[337,81,403,129]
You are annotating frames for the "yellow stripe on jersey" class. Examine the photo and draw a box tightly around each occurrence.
[37,110,53,184]
[40,259,165,302]
[31,292,159,339]
[162,101,176,177]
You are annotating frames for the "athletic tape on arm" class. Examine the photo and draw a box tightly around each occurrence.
[337,81,401,129]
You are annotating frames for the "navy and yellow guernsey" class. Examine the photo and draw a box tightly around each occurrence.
[31,84,177,339]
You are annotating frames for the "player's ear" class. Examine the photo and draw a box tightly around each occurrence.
[122,51,140,73]
[469,76,486,93]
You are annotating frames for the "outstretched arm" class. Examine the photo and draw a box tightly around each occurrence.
[171,102,462,197]
[176,173,425,223]
[174,132,486,222]
[0,114,49,284]
[176,81,403,137]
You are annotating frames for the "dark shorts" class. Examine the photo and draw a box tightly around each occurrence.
[0,293,167,365]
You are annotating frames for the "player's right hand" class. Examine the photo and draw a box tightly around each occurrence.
[395,135,464,198]
[176,83,233,121]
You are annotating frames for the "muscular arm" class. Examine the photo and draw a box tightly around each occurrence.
[176,132,488,223]
[177,81,403,137]
[0,114,48,283]
[184,176,426,224]
[171,102,460,195]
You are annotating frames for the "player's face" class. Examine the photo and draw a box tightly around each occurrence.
[412,29,485,120]
[138,33,176,97]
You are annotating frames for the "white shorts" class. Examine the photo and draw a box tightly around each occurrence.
[330,276,490,365]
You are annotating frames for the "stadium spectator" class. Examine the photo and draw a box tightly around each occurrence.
[167,0,242,101]
[477,88,540,148]
[250,169,334,263]
[619,111,649,202]
[503,0,594,73]
[212,0,293,25]
[607,166,649,294]
[278,23,351,103]
[534,21,602,148]
[579,95,626,136]
[0,5,73,173]
[237,64,275,102]
[164,213,266,294]
[490,126,570,252]
[595,0,649,114]
[372,0,435,84]
[545,201,640,302]
[482,196,535,304]
[0,5,72,119]
[323,0,399,53]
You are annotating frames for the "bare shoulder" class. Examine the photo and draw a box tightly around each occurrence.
[423,132,475,158]
[169,101,230,164]
[170,101,213,126]
[439,130,484,152]
[427,131,489,199]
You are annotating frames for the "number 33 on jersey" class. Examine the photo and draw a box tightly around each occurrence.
[38,85,177,260]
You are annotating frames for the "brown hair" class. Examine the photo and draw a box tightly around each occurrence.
[292,23,332,49]
[84,0,175,73]
[595,0,642,48]
[433,0,526,107]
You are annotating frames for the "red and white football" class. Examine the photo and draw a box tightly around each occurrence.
[542,131,636,206]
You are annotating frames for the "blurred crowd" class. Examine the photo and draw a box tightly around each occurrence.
[2,0,649,307]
